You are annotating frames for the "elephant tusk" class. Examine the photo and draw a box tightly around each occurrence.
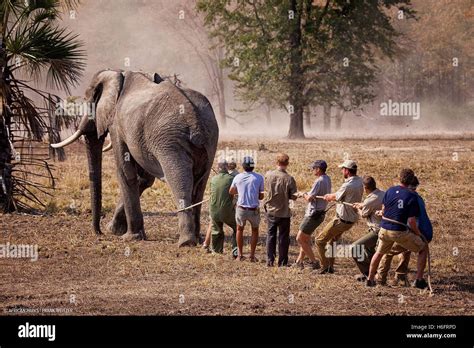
[50,130,83,148]
[102,142,113,152]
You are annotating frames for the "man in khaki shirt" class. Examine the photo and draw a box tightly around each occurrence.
[263,153,298,267]
[350,176,385,281]
[319,160,364,273]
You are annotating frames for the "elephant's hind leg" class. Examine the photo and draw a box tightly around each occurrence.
[107,168,155,236]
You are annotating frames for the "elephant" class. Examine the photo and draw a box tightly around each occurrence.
[52,69,219,246]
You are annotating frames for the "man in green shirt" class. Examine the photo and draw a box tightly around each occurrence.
[210,159,237,254]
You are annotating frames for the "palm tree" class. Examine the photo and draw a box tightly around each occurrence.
[0,0,85,212]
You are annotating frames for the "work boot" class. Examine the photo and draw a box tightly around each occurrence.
[390,275,409,287]
[375,274,387,286]
[413,278,428,289]
[366,279,376,287]
[309,260,321,270]
[320,266,334,274]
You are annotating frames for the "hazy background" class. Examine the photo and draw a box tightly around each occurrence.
[59,0,474,138]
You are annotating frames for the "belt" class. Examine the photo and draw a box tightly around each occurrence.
[338,217,354,224]
[238,206,258,211]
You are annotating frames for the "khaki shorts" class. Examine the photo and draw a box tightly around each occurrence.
[299,212,325,235]
[235,207,260,228]
[376,228,426,254]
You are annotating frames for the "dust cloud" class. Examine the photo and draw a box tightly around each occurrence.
[60,0,473,139]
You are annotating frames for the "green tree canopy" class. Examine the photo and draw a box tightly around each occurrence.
[197,0,414,138]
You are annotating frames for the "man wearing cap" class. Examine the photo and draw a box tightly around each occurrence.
[263,153,298,267]
[208,159,238,254]
[350,176,385,281]
[319,159,364,274]
[367,169,429,289]
[229,156,264,262]
[294,160,331,270]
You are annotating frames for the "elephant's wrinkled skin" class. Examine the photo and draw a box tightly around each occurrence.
[52,70,219,246]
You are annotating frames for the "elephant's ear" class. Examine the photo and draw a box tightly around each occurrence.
[91,70,124,138]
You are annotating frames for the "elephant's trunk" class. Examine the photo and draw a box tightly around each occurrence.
[85,133,105,234]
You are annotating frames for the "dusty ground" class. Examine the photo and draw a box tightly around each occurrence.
[0,138,473,315]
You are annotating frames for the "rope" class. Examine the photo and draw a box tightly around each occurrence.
[381,216,433,295]
[312,195,433,294]
[176,198,210,213]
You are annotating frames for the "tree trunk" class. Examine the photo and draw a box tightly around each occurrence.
[217,64,227,127]
[335,109,344,130]
[304,106,311,128]
[288,104,305,139]
[323,103,331,131]
[264,102,271,126]
[287,0,305,139]
[0,34,14,212]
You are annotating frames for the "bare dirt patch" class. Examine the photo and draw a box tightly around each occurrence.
[1,139,473,315]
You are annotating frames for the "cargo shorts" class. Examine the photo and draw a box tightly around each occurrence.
[376,227,426,254]
[235,206,260,228]
[299,212,326,235]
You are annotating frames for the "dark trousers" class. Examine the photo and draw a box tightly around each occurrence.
[266,215,291,266]
[350,229,378,276]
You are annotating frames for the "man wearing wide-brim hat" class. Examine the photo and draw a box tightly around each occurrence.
[319,159,364,274]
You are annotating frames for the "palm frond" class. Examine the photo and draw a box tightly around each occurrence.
[7,21,86,92]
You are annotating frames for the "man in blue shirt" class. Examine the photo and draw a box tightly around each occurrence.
[377,176,433,286]
[229,156,264,262]
[367,169,429,289]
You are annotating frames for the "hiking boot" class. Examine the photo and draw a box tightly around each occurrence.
[390,275,409,287]
[267,260,274,267]
[309,260,321,270]
[366,279,377,287]
[320,266,334,274]
[355,274,368,282]
[413,278,428,289]
[375,274,387,286]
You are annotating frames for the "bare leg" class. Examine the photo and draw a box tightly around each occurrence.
[236,225,245,259]
[250,227,259,261]
[296,231,316,263]
[203,223,212,247]
[416,246,428,280]
[368,252,385,281]
[296,248,306,263]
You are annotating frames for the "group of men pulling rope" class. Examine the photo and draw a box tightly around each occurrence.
[200,154,433,290]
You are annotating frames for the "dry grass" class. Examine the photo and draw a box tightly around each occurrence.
[0,138,473,315]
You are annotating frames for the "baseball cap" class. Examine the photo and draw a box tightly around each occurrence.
[310,160,327,171]
[338,159,357,170]
[242,156,255,167]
